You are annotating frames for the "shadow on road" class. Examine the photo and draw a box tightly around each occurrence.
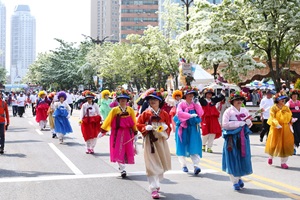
[159,192,199,200]
[6,140,43,144]
[0,169,73,178]
[237,188,290,199]
[2,153,26,158]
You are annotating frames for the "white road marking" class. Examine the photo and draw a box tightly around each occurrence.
[35,129,44,135]
[0,169,218,183]
[48,143,83,175]
[28,121,33,125]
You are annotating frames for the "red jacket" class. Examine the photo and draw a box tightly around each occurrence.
[0,100,9,124]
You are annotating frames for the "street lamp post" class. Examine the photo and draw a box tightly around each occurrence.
[82,34,114,45]
[181,0,194,31]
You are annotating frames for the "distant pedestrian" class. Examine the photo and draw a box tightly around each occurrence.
[17,92,26,117]
[36,91,51,130]
[0,92,9,154]
[259,89,274,142]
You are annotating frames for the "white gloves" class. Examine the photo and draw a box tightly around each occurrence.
[98,133,104,138]
[190,113,198,118]
[145,125,153,131]
[276,125,282,129]
[162,123,168,131]
[239,121,246,127]
[245,119,252,126]
[292,118,298,123]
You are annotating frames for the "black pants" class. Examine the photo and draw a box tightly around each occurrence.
[18,106,25,117]
[12,105,18,116]
[32,103,36,116]
[69,103,73,115]
[260,119,270,140]
[0,123,5,150]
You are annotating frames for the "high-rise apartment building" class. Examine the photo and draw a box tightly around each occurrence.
[91,0,120,42]
[120,0,159,42]
[0,1,6,69]
[10,5,36,84]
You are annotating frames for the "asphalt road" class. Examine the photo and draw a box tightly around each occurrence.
[1,106,300,200]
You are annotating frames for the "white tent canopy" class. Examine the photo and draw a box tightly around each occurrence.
[191,64,214,86]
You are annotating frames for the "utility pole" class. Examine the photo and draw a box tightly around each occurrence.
[181,0,194,31]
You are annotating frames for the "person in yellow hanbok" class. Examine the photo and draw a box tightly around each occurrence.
[265,92,294,169]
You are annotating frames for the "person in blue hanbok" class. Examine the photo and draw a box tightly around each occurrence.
[174,86,204,175]
[53,91,73,144]
[222,91,253,190]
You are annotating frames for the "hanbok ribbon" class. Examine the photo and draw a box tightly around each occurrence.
[178,105,192,142]
[236,113,246,157]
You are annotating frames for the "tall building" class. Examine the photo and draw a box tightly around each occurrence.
[10,5,36,84]
[120,0,159,42]
[90,0,120,43]
[0,1,6,69]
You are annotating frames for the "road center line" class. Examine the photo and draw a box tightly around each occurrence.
[35,129,44,135]
[0,169,217,183]
[48,143,83,175]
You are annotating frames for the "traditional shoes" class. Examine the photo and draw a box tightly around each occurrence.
[202,145,206,152]
[194,167,201,175]
[281,163,289,169]
[151,190,160,199]
[268,158,273,165]
[207,148,213,153]
[182,166,189,173]
[233,179,244,191]
[86,149,95,154]
[121,170,127,178]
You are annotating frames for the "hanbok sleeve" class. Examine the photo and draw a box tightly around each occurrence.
[267,105,279,126]
[137,112,149,137]
[177,102,192,122]
[163,111,171,136]
[129,107,138,132]
[194,103,204,117]
[222,108,241,130]
[101,108,115,132]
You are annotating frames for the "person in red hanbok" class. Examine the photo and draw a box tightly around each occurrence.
[79,91,102,154]
[36,91,51,130]
[199,88,225,153]
[100,90,138,178]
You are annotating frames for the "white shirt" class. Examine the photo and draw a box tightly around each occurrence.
[17,96,26,107]
[79,102,100,120]
[30,94,37,103]
[66,93,74,104]
[260,97,274,119]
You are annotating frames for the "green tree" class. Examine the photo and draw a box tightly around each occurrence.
[0,67,7,83]
[219,0,300,91]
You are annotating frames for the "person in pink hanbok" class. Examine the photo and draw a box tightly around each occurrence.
[100,90,138,178]
[174,86,204,175]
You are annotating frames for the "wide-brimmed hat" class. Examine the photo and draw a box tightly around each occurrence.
[202,87,215,96]
[181,86,199,97]
[145,91,163,102]
[229,91,247,103]
[274,91,288,102]
[266,89,275,95]
[84,90,96,99]
[116,89,131,100]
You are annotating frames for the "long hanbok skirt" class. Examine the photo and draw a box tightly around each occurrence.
[54,106,72,135]
[36,103,49,122]
[222,126,253,177]
[110,115,135,164]
[81,115,101,141]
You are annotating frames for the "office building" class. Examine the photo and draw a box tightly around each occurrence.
[91,0,120,42]
[10,5,36,84]
[0,1,6,68]
[120,0,159,42]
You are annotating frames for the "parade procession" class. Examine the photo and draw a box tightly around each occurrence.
[1,0,300,200]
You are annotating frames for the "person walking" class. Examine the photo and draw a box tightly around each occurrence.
[0,92,9,154]
[30,91,37,116]
[79,91,101,154]
[36,91,51,130]
[222,91,253,190]
[259,89,274,142]
[99,90,112,121]
[285,89,300,155]
[66,90,74,116]
[11,92,18,117]
[100,89,138,178]
[17,92,26,117]
[137,90,171,199]
[53,91,73,144]
[174,86,204,175]
[199,87,225,153]
[47,92,56,138]
[265,91,294,169]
